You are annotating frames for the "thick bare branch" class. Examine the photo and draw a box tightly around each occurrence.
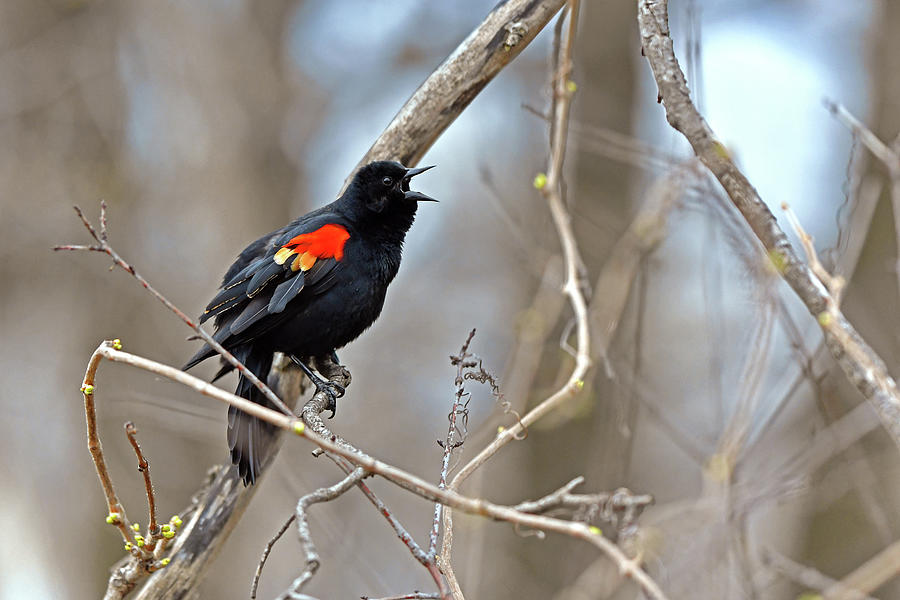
[349,0,567,178]
[637,0,900,449]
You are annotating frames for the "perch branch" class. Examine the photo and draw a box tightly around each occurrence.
[637,0,900,450]
[83,343,667,599]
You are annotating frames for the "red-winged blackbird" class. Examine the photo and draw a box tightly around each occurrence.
[184,161,435,485]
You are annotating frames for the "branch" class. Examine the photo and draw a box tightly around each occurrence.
[121,3,568,592]
[277,468,368,600]
[83,343,667,599]
[124,422,159,541]
[824,100,900,301]
[440,8,595,591]
[131,356,311,600]
[637,0,900,450]
[514,478,653,540]
[823,539,900,600]
[761,548,874,600]
[348,0,567,179]
[429,331,476,559]
[56,202,293,418]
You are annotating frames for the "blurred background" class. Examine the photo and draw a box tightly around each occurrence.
[1,0,898,598]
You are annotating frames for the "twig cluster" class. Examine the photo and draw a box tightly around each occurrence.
[79,341,189,599]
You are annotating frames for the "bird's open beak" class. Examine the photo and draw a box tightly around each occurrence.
[405,165,436,179]
[404,190,438,202]
[403,165,437,202]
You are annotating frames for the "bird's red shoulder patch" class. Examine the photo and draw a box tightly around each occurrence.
[273,224,350,272]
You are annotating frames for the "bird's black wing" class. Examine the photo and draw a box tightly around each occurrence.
[184,212,350,370]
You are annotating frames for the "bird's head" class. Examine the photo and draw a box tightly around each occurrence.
[348,161,436,218]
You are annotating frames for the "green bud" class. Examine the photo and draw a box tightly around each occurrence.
[106,512,120,524]
[533,173,548,190]
[163,530,175,539]
[161,558,170,566]
[588,525,602,535]
[112,339,123,350]
[131,523,140,531]
[767,250,787,275]
[712,140,731,160]
[82,384,94,395]
[124,542,133,551]
[161,524,171,532]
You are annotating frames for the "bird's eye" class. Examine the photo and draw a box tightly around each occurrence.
[382,176,394,187]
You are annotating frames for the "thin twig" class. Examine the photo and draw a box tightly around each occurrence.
[447,0,588,493]
[326,452,447,598]
[514,478,653,539]
[251,514,297,600]
[761,548,874,600]
[81,340,136,546]
[824,99,900,302]
[303,360,450,599]
[277,468,368,600]
[429,330,476,559]
[362,594,440,600]
[124,422,158,537]
[823,538,900,600]
[441,5,592,592]
[782,202,845,303]
[56,202,293,418]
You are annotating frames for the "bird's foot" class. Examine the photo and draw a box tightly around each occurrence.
[317,379,345,418]
[290,355,345,418]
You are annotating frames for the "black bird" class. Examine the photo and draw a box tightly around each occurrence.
[184,161,435,484]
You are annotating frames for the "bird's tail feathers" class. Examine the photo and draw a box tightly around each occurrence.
[228,346,276,485]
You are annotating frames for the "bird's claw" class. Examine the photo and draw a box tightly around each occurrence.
[317,381,345,418]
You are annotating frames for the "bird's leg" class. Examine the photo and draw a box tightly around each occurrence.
[289,355,345,418]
